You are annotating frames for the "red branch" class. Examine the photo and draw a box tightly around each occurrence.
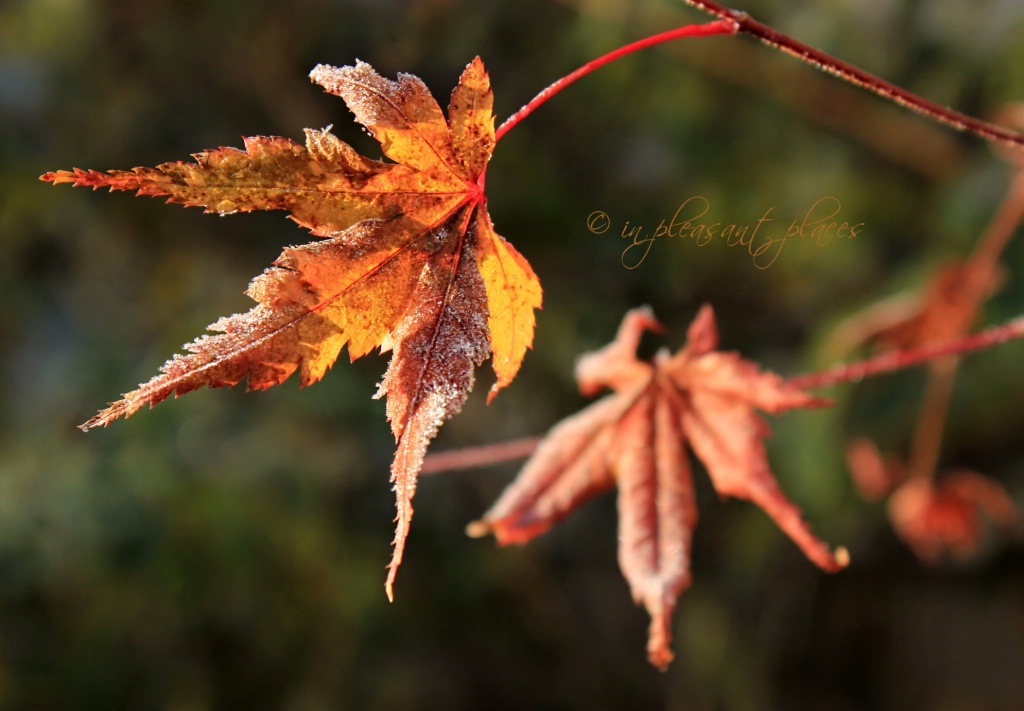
[496,3,1024,149]
[789,318,1024,391]
[682,0,1024,148]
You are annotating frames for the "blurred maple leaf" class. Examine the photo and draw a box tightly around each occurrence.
[845,437,904,501]
[827,103,1024,361]
[888,471,1020,562]
[846,439,1019,562]
[834,110,1024,567]
[470,305,847,669]
[827,260,1000,359]
[42,58,543,599]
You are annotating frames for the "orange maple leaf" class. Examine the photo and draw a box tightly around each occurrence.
[41,58,543,600]
[469,306,846,669]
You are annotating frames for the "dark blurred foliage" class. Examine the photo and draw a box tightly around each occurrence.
[2,0,1024,709]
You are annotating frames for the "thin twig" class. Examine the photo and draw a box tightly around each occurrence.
[789,317,1024,391]
[681,0,1024,149]
[494,20,737,143]
[970,169,1024,275]
[901,167,1024,480]
[906,357,959,481]
[421,436,543,475]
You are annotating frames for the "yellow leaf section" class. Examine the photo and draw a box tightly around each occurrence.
[42,133,438,239]
[278,227,431,382]
[447,57,495,179]
[475,209,543,401]
[292,245,423,384]
[310,62,463,184]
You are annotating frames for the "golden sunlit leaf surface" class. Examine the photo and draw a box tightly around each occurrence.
[42,58,543,598]
[471,306,845,669]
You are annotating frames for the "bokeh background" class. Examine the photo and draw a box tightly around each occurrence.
[3,0,1024,709]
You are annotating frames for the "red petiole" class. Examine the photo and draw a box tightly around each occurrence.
[496,3,1024,149]
[494,20,737,142]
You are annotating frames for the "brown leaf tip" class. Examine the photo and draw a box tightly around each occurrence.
[575,305,660,395]
[684,303,718,355]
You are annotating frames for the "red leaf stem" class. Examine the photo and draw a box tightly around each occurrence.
[493,20,737,143]
[420,436,543,474]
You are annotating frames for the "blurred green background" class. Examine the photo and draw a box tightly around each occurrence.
[3,0,1024,709]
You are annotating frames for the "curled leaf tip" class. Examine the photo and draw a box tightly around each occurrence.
[384,561,400,603]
